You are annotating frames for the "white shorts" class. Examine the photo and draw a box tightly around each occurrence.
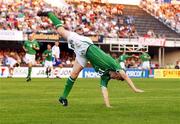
[24,53,36,64]
[120,62,126,70]
[142,61,150,69]
[67,32,93,67]
[44,60,53,68]
[75,53,88,67]
[7,57,17,68]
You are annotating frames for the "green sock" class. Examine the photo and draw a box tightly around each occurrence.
[61,77,75,99]
[48,12,63,28]
[28,67,32,77]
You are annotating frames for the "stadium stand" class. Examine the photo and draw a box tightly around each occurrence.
[140,0,180,35]
[124,4,180,38]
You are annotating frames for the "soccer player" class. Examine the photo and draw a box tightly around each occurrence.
[43,44,53,78]
[38,11,144,107]
[52,41,63,67]
[23,33,40,82]
[139,49,151,69]
[118,51,131,70]
[5,52,20,78]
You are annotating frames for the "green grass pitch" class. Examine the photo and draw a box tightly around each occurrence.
[0,78,180,124]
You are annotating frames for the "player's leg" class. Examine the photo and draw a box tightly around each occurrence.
[59,59,84,106]
[49,66,53,78]
[9,63,15,78]
[8,66,13,78]
[49,61,54,78]
[27,62,32,81]
[44,60,49,78]
[8,63,13,78]
[46,67,49,78]
[37,11,69,39]
[26,54,35,82]
[145,61,150,76]
[7,58,15,77]
[54,59,63,78]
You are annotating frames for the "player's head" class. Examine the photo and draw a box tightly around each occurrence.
[142,48,146,53]
[47,44,51,50]
[29,33,35,41]
[109,71,124,81]
[55,41,59,46]
[9,52,15,57]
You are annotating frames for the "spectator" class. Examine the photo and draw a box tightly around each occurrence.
[175,61,180,69]
[140,0,180,33]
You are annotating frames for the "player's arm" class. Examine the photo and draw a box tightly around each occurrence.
[119,70,144,93]
[100,77,111,108]
[23,41,28,52]
[23,46,27,52]
[33,40,40,50]
[147,54,151,60]
[101,87,111,108]
[42,51,48,57]
[144,54,151,60]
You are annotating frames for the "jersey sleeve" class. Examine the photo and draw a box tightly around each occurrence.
[42,50,47,56]
[23,41,27,48]
[117,56,121,62]
[34,40,40,48]
[100,75,110,88]
[126,54,131,59]
[147,54,151,59]
[139,55,143,60]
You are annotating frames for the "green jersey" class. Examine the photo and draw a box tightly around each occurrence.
[118,54,131,62]
[23,40,39,55]
[43,50,52,61]
[140,52,151,62]
[86,45,122,87]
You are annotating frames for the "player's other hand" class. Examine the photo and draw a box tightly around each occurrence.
[33,46,39,50]
[134,88,144,93]
[33,46,37,49]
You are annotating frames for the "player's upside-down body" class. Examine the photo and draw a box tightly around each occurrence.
[37,11,144,108]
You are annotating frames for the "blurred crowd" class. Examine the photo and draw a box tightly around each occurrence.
[0,0,137,38]
[1,47,180,69]
[140,0,180,33]
[0,48,76,67]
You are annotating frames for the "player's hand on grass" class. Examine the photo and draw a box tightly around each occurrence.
[106,105,113,108]
[134,88,144,93]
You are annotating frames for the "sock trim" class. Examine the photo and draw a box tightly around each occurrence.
[56,23,62,28]
[68,77,75,82]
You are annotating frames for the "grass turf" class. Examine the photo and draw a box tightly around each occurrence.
[0,78,180,124]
